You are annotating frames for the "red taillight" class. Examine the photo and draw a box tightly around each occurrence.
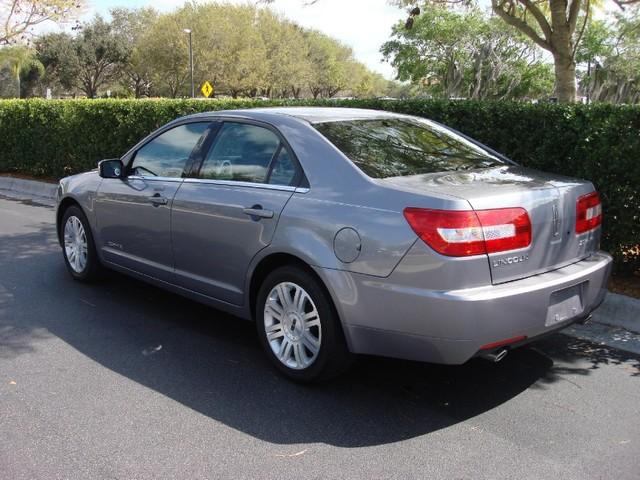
[576,191,602,234]
[403,207,531,257]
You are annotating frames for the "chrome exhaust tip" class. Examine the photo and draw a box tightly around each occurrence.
[481,348,509,363]
[577,314,593,325]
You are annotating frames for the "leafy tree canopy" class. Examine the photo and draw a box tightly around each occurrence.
[381,7,554,100]
[1,0,83,45]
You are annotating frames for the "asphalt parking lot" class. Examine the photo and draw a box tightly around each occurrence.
[1,196,639,480]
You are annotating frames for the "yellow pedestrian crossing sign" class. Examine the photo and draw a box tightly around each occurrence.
[201,81,214,98]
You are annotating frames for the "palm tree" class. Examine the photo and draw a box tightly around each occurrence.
[0,46,33,97]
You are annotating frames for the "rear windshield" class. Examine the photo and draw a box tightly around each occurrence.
[314,118,505,179]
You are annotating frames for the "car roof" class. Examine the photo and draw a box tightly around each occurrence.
[183,106,406,124]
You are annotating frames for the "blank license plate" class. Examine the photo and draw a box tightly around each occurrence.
[546,283,585,327]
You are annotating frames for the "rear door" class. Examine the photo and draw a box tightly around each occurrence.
[171,120,302,305]
[95,121,211,282]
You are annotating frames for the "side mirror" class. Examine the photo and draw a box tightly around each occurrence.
[98,159,124,179]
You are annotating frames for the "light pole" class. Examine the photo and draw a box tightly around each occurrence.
[183,29,194,98]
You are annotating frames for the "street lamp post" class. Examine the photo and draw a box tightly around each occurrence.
[183,29,194,98]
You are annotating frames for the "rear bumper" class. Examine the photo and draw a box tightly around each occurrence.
[318,251,613,364]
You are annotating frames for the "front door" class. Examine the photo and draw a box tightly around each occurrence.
[171,121,303,305]
[95,121,211,282]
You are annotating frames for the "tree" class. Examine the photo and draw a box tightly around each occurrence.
[18,54,44,96]
[346,61,376,97]
[27,2,387,99]
[340,61,393,98]
[257,10,311,98]
[184,3,269,98]
[34,16,129,98]
[148,2,318,99]
[576,8,640,103]
[0,45,31,96]
[74,16,129,98]
[382,7,553,99]
[34,31,79,94]
[1,0,83,45]
[575,18,614,100]
[489,0,588,101]
[405,0,640,102]
[0,45,44,97]
[138,12,190,98]
[110,7,158,97]
[305,30,353,98]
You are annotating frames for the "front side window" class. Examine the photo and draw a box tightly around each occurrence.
[314,118,505,179]
[200,122,280,183]
[131,122,210,178]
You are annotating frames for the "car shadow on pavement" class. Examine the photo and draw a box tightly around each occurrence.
[1,223,639,448]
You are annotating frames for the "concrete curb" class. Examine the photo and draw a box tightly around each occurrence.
[0,176,58,201]
[592,292,640,334]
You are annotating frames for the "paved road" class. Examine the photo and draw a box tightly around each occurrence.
[1,196,639,480]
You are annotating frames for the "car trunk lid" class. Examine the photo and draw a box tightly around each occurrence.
[381,165,601,284]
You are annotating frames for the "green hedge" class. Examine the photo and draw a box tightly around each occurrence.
[0,98,638,273]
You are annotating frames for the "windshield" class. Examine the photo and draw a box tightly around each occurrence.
[314,118,505,179]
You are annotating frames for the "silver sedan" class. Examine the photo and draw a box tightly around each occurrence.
[56,107,612,381]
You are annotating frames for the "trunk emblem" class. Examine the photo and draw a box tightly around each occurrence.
[552,204,561,237]
[492,254,529,268]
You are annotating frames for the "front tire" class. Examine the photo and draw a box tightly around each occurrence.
[61,205,102,282]
[256,265,353,382]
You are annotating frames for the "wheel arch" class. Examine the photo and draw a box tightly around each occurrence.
[56,196,83,246]
[247,250,355,353]
[248,253,316,319]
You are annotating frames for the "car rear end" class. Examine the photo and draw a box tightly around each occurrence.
[312,113,612,364]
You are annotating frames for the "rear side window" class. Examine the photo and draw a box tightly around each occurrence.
[267,147,297,186]
[314,118,504,179]
[200,122,280,183]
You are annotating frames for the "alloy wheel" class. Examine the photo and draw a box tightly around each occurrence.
[64,215,88,273]
[263,282,322,370]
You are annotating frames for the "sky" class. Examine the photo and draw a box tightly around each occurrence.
[80,0,407,79]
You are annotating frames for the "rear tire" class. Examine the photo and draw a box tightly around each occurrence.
[256,265,353,382]
[61,205,102,282]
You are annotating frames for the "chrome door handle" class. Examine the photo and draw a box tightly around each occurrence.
[149,194,168,206]
[243,207,274,219]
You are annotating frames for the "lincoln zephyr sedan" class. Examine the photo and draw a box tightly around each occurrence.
[56,107,612,381]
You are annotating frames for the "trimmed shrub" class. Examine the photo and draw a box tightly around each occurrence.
[0,98,637,272]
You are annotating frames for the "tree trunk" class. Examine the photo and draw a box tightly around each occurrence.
[549,0,577,103]
[83,79,97,99]
[553,52,576,102]
[492,0,581,103]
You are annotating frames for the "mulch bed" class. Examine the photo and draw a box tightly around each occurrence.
[609,273,640,300]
